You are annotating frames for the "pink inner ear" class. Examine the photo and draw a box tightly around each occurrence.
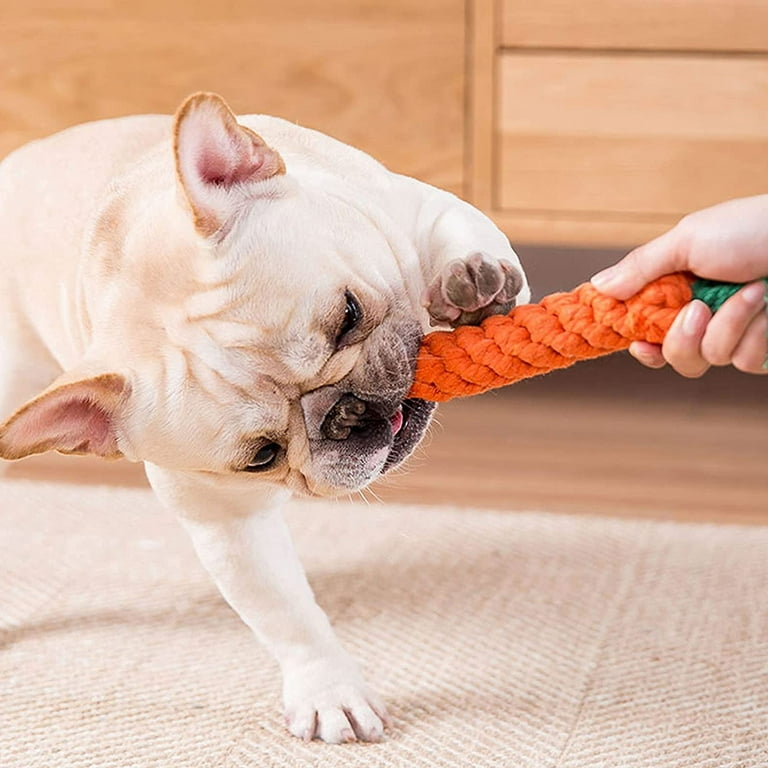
[174,94,286,237]
[196,134,267,187]
[54,398,114,455]
[1,385,121,460]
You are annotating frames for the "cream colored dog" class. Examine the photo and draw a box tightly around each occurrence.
[0,93,528,743]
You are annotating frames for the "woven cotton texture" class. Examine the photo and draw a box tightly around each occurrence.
[1,478,767,768]
[409,274,695,401]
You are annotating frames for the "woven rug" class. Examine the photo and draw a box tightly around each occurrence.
[1,478,766,768]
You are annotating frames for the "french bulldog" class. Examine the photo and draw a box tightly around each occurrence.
[0,92,529,743]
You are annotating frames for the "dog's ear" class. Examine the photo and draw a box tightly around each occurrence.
[173,92,286,238]
[0,373,130,460]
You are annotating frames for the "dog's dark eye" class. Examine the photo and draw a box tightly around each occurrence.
[338,291,361,342]
[243,442,281,472]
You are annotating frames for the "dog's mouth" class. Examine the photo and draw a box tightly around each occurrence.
[306,387,436,490]
[389,405,405,436]
[382,397,435,472]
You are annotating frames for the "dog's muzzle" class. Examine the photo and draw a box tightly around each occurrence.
[301,386,435,478]
[321,393,404,441]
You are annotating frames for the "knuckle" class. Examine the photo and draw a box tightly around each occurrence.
[701,342,732,367]
[635,354,666,370]
[730,314,768,373]
[674,363,710,378]
[663,338,709,377]
[732,348,765,374]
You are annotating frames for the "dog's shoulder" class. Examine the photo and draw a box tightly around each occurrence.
[2,114,172,174]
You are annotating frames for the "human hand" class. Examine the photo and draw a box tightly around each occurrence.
[591,195,768,377]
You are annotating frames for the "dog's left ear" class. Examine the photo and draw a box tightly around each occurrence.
[0,373,130,461]
[173,91,286,238]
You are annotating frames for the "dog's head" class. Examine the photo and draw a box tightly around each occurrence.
[0,93,436,496]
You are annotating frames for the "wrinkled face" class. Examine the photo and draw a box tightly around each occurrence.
[0,93,435,495]
[117,179,435,497]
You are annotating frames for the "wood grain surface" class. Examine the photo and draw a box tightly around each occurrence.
[466,1,768,247]
[0,0,465,195]
[466,0,497,210]
[498,52,768,217]
[501,0,768,52]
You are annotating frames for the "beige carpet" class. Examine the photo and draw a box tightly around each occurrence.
[1,478,766,768]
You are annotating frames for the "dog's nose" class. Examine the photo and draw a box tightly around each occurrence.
[321,394,373,440]
[301,386,385,442]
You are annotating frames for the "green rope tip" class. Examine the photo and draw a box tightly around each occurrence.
[691,277,768,313]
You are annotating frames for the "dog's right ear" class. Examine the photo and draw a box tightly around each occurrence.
[173,92,286,239]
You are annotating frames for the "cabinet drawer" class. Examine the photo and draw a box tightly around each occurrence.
[501,0,768,52]
[498,52,768,218]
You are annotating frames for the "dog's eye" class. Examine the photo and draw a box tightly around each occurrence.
[243,442,281,472]
[337,291,361,342]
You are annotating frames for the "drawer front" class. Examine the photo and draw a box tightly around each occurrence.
[501,0,768,52]
[498,52,768,218]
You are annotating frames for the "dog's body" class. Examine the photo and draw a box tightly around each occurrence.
[0,94,528,743]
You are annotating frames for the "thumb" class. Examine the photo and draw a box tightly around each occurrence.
[591,225,688,300]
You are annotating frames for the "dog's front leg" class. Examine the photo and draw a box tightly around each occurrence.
[406,184,531,327]
[145,464,387,743]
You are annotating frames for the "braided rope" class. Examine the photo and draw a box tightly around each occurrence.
[408,272,744,402]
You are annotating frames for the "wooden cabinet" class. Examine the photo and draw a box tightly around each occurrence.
[0,0,465,196]
[469,0,768,247]
[3,1,767,250]
[500,0,768,51]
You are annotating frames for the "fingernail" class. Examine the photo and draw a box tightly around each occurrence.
[632,348,666,369]
[682,300,709,336]
[740,281,767,306]
[590,266,619,291]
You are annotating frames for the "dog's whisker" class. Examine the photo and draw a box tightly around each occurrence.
[355,488,372,507]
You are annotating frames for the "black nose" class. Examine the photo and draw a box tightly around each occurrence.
[322,394,378,440]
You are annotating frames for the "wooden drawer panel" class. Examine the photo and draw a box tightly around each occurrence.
[498,53,768,217]
[501,0,768,52]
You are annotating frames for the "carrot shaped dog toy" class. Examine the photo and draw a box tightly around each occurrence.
[408,273,764,402]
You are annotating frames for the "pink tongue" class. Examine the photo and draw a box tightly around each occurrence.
[390,407,404,436]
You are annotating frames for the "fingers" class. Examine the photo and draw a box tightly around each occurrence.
[633,282,768,377]
[731,312,768,374]
[592,195,768,301]
[591,225,688,300]
[661,300,713,378]
[706,282,768,374]
[628,341,667,369]
[698,282,764,363]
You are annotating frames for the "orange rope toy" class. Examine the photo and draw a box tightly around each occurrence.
[408,273,758,402]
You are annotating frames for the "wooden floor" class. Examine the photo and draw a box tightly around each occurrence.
[8,353,768,526]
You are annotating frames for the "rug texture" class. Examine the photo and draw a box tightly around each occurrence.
[1,478,766,768]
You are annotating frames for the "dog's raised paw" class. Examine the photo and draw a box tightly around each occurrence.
[424,251,524,327]
[283,663,389,744]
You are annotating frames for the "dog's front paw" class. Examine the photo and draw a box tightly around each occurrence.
[283,658,389,744]
[424,251,524,327]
